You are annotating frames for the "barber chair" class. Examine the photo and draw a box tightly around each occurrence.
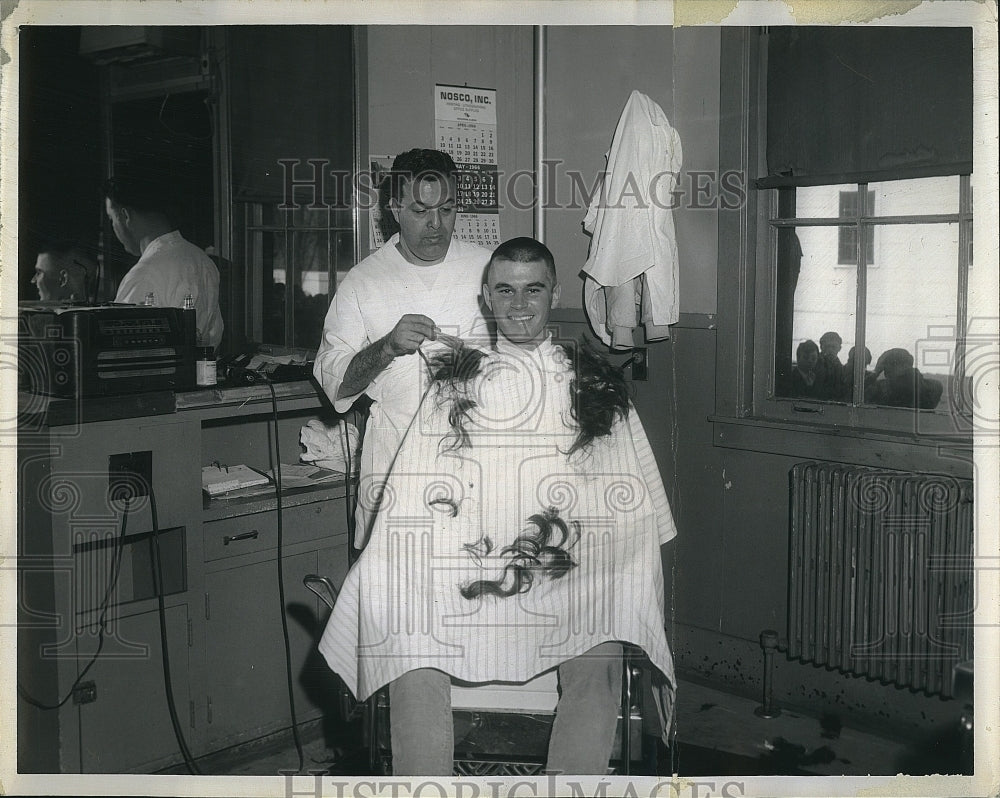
[304,574,649,776]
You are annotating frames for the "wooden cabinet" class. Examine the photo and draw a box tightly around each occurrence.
[76,605,193,773]
[17,385,353,773]
[199,503,348,749]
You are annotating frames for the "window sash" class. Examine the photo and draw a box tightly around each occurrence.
[240,202,350,347]
[758,175,972,426]
[837,189,875,265]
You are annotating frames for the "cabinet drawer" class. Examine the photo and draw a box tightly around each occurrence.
[203,501,345,561]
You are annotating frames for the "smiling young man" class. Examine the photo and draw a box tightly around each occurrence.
[318,236,678,776]
[482,236,561,349]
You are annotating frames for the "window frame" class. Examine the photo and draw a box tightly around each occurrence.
[757,176,973,433]
[714,27,974,449]
[836,188,876,266]
[239,201,354,348]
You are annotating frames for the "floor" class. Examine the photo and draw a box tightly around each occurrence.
[160,675,971,778]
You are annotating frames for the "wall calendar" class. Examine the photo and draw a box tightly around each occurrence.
[434,84,501,248]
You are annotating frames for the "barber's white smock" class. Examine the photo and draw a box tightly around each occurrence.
[318,337,677,723]
[313,234,490,546]
[115,230,224,348]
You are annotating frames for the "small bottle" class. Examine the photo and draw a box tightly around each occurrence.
[196,346,217,387]
[143,291,156,306]
[183,293,195,310]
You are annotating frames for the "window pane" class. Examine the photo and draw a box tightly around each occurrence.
[259,203,281,227]
[291,231,332,346]
[333,228,355,294]
[837,189,876,265]
[261,231,287,345]
[774,224,857,401]
[290,204,333,229]
[870,176,959,217]
[792,184,856,218]
[244,202,352,349]
[862,223,958,411]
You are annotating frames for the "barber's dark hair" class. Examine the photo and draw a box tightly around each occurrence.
[101,174,176,219]
[386,149,458,203]
[487,236,557,286]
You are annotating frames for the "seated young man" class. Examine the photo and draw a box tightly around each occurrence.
[318,237,677,775]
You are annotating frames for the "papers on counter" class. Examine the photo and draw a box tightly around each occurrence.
[262,463,344,490]
[202,462,344,498]
[202,464,271,496]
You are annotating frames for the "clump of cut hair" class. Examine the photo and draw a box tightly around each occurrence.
[426,345,489,451]
[459,507,580,600]
[562,338,630,456]
[426,336,629,457]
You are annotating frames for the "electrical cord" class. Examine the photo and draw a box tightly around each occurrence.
[147,487,202,775]
[341,411,358,565]
[17,498,132,710]
[266,378,306,773]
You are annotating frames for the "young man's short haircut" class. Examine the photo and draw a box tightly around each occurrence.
[487,236,557,285]
[386,149,459,203]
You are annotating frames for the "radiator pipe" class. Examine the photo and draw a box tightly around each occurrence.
[754,629,782,719]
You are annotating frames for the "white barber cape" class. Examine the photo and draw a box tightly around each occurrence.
[318,336,678,736]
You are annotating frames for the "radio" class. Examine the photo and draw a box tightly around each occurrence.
[19,303,198,398]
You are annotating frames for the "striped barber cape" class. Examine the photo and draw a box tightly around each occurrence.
[318,336,677,734]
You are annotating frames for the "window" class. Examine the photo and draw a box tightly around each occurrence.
[770,176,972,422]
[239,202,354,348]
[836,189,875,265]
[715,26,975,440]
[225,26,356,351]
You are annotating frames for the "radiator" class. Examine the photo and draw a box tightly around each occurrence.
[788,462,974,697]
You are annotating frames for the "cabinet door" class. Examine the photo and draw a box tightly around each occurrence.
[201,550,323,750]
[76,604,192,773]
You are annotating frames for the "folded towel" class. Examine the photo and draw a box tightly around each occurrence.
[300,418,361,473]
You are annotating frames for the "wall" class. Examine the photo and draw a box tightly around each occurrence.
[363,25,719,313]
[543,26,719,313]
[364,26,535,251]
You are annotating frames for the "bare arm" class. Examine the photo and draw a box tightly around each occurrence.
[335,313,438,400]
[336,336,394,400]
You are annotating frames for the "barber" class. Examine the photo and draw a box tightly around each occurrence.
[102,174,224,348]
[313,149,490,547]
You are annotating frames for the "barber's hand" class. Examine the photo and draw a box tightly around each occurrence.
[382,314,438,357]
